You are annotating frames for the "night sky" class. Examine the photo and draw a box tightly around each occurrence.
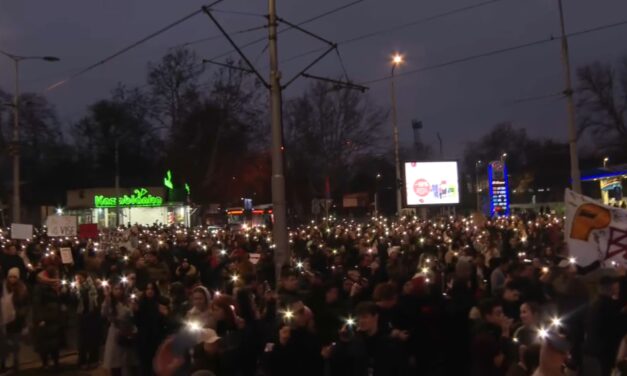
[1,0,626,159]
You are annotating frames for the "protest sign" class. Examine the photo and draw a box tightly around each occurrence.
[10,223,33,240]
[78,224,99,239]
[565,189,627,269]
[46,216,77,237]
[60,247,74,264]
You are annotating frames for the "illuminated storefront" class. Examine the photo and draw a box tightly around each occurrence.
[65,187,191,227]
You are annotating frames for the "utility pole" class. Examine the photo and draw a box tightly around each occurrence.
[557,0,582,193]
[268,0,290,285]
[201,2,365,287]
[12,60,20,223]
[390,59,402,216]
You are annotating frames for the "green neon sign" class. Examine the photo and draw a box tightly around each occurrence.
[164,170,174,190]
[94,188,163,208]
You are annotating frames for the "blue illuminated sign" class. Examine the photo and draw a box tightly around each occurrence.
[488,161,510,216]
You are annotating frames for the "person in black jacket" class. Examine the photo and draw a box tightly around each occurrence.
[326,301,408,376]
[0,244,27,281]
[266,301,323,376]
[583,276,627,376]
[470,298,513,376]
[134,282,172,376]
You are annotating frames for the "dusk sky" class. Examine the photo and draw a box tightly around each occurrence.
[1,0,626,159]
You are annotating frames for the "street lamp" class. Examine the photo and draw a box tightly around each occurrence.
[475,161,483,212]
[374,173,382,215]
[390,53,403,216]
[0,49,60,223]
[603,157,609,168]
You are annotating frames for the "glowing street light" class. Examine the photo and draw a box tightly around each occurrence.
[603,157,609,168]
[392,54,403,65]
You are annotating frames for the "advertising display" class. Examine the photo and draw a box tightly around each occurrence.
[404,162,460,205]
[488,161,510,216]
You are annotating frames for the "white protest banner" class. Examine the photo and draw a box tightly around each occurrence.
[60,247,74,264]
[10,223,33,240]
[565,189,627,269]
[46,215,78,237]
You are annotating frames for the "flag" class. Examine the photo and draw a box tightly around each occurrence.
[565,189,627,269]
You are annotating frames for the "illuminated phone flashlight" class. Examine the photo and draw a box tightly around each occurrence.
[551,317,562,328]
[345,317,356,328]
[131,293,137,300]
[231,274,239,283]
[70,281,77,289]
[214,290,221,297]
[101,280,109,288]
[121,276,128,284]
[187,321,202,332]
[296,261,304,270]
[421,267,429,274]
[282,309,294,321]
[61,279,68,286]
[220,249,227,256]
[537,327,549,340]
[569,257,577,265]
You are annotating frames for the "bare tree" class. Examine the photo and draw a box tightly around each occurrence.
[147,48,204,132]
[284,81,387,211]
[576,58,627,152]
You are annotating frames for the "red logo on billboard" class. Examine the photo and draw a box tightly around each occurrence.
[413,179,430,197]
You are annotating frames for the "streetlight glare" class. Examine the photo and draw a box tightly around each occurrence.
[392,54,403,65]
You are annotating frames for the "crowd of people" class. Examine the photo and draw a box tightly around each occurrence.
[0,211,625,376]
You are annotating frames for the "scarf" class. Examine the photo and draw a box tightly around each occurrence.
[77,277,99,315]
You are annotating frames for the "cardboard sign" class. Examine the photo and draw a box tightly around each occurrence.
[60,247,74,264]
[10,223,33,240]
[78,224,99,240]
[46,216,77,237]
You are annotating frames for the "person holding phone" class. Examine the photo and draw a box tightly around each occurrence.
[323,301,408,376]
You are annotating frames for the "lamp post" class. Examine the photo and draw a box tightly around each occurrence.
[374,173,382,215]
[0,50,60,223]
[475,160,483,212]
[390,53,403,216]
[603,157,609,168]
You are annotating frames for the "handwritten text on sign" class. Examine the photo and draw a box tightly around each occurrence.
[47,216,78,237]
